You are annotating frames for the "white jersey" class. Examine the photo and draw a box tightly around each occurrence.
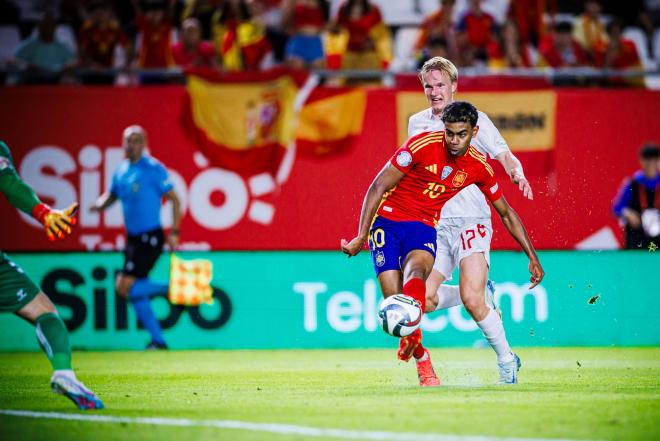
[407,108,510,219]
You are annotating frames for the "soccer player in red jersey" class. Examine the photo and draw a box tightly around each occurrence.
[341,101,544,386]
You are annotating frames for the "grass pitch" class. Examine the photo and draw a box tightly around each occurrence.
[0,347,658,441]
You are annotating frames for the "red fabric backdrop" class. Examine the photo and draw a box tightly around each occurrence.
[1,86,659,251]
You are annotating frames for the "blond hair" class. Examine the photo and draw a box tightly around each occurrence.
[418,57,458,85]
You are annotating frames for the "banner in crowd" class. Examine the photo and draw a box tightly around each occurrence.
[0,251,656,351]
[1,86,659,251]
[396,90,556,151]
[182,70,301,177]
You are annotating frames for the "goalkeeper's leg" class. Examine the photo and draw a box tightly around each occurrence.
[16,292,104,409]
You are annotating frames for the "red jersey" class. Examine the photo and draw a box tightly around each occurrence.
[171,41,216,68]
[377,131,503,227]
[136,14,173,68]
[79,20,128,67]
[458,12,495,49]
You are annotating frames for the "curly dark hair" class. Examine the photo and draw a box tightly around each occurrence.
[441,101,478,127]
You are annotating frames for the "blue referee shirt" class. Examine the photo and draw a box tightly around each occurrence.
[110,155,173,236]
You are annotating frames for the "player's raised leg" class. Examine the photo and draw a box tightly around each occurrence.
[15,290,104,409]
[458,253,519,384]
[401,250,440,386]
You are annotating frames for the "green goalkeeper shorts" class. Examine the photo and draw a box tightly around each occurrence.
[0,252,40,312]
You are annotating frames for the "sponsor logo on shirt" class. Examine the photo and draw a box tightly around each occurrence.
[0,157,9,170]
[425,164,438,174]
[396,151,412,167]
[382,205,393,212]
[452,170,468,187]
[16,289,27,302]
[441,166,453,180]
[490,183,499,194]
[424,242,436,253]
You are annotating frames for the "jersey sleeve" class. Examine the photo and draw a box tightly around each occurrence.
[152,161,174,196]
[0,141,43,215]
[389,131,434,174]
[475,161,503,203]
[475,111,509,159]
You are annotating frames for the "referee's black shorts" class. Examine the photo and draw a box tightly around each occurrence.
[122,228,164,279]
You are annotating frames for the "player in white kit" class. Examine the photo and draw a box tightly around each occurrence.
[408,57,533,384]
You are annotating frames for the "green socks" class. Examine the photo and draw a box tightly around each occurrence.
[35,313,72,370]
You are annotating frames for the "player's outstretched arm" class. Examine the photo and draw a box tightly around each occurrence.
[0,155,78,241]
[341,163,405,257]
[164,189,181,250]
[90,192,118,213]
[33,202,79,241]
[495,151,533,200]
[492,196,544,288]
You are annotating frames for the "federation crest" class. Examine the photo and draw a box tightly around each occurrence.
[441,165,453,180]
[452,170,468,187]
[396,151,413,167]
[375,250,386,267]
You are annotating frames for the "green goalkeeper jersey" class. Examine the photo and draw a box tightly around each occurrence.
[0,140,42,218]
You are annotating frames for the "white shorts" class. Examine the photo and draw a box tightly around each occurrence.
[433,218,492,281]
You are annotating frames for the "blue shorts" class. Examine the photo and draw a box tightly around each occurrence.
[285,34,325,64]
[368,216,437,276]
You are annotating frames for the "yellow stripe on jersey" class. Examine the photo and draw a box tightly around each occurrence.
[410,136,443,154]
[468,146,486,161]
[468,148,494,176]
[409,133,443,154]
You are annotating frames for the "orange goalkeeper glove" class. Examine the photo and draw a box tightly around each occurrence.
[32,202,79,241]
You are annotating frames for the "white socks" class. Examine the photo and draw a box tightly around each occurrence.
[477,309,514,363]
[433,284,463,311]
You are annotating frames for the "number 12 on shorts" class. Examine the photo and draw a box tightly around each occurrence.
[460,224,487,251]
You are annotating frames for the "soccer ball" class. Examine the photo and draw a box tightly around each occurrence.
[377,294,422,337]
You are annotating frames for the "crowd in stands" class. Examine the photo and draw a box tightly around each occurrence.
[0,0,659,85]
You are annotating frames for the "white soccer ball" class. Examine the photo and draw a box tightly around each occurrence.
[377,294,422,337]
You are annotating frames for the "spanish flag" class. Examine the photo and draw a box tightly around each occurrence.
[169,254,213,306]
[181,69,306,176]
[215,21,271,71]
[296,87,367,156]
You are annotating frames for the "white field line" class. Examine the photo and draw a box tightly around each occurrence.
[0,409,601,441]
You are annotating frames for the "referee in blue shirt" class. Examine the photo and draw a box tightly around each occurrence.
[91,125,181,349]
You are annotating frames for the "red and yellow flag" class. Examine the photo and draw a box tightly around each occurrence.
[169,254,213,306]
[182,69,306,176]
[296,87,367,156]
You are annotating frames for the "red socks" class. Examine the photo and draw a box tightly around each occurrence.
[403,278,427,359]
[403,277,426,312]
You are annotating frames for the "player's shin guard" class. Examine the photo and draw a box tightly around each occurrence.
[35,313,72,371]
[402,278,428,359]
[477,309,514,363]
[403,277,427,312]
[434,284,462,311]
[129,280,166,346]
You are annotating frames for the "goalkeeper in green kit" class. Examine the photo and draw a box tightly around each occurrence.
[0,140,104,410]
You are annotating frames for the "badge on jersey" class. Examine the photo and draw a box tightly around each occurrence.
[0,157,9,170]
[396,151,413,167]
[452,170,468,187]
[441,166,453,180]
[375,250,386,267]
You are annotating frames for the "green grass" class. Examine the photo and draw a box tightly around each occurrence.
[0,348,658,441]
